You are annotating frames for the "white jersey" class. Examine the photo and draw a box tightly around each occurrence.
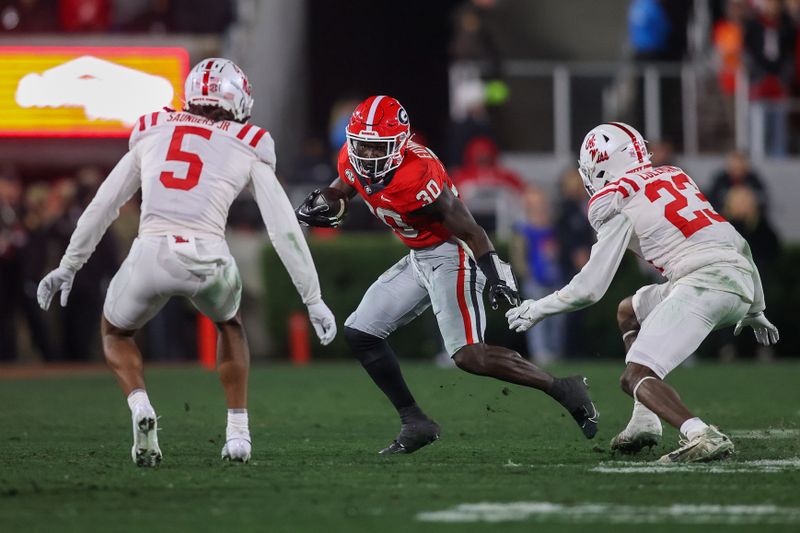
[528,165,765,320]
[587,165,752,284]
[58,110,323,306]
[132,110,274,239]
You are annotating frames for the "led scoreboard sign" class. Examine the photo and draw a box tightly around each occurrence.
[0,46,189,138]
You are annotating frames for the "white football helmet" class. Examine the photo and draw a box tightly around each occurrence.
[184,58,253,121]
[578,122,651,196]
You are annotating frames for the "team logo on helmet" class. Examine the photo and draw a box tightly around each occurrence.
[345,168,355,184]
[397,107,409,125]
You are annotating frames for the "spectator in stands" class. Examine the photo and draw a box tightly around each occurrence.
[445,79,495,169]
[628,0,691,62]
[743,0,796,157]
[19,183,56,360]
[717,185,780,361]
[51,170,120,360]
[713,0,749,131]
[511,185,564,365]
[555,168,594,359]
[1,0,60,32]
[708,150,769,212]
[0,171,25,360]
[451,136,524,232]
[59,0,110,32]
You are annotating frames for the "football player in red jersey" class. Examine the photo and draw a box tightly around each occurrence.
[297,96,598,454]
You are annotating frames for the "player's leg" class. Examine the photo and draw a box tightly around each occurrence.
[343,255,438,454]
[621,284,749,463]
[190,245,251,462]
[102,238,169,467]
[426,244,598,439]
[611,291,663,453]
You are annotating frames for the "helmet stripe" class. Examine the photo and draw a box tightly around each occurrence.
[605,122,644,163]
[201,60,214,96]
[365,95,385,132]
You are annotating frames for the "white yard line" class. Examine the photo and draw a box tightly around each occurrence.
[591,458,800,474]
[416,501,800,524]
[729,429,800,439]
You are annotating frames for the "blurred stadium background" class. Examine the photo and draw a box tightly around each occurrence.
[1,0,800,367]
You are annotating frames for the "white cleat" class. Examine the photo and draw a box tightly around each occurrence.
[221,436,251,463]
[611,419,662,454]
[131,406,162,467]
[657,425,734,464]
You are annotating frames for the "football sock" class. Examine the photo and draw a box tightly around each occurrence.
[631,400,658,422]
[127,389,152,414]
[680,417,708,440]
[344,327,420,416]
[226,409,250,439]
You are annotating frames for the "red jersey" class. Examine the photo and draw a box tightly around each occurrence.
[338,141,456,248]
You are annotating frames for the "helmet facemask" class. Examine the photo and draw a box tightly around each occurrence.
[346,131,408,183]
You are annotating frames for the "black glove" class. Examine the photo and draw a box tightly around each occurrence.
[296,189,343,228]
[476,251,521,310]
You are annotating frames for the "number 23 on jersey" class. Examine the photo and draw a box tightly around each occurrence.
[645,173,726,238]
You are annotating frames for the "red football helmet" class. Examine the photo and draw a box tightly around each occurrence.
[346,95,411,183]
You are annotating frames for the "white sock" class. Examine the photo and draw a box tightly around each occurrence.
[226,409,250,440]
[680,417,708,440]
[127,389,153,414]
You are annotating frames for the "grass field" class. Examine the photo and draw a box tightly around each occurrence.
[1,361,799,532]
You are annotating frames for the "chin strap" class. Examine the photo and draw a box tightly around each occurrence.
[632,376,658,403]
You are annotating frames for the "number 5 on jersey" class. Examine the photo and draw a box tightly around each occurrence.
[160,125,213,191]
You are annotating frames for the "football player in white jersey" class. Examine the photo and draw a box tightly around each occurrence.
[506,122,779,464]
[36,58,337,466]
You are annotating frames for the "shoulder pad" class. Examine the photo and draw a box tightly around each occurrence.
[129,111,166,150]
[236,124,275,169]
[587,175,641,231]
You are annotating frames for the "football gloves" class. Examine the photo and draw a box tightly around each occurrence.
[37,265,77,310]
[506,299,542,332]
[296,189,345,228]
[734,312,779,346]
[476,252,520,310]
[308,300,337,346]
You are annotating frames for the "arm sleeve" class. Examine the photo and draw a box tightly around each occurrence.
[534,213,634,316]
[250,161,322,305]
[738,236,766,315]
[59,151,141,271]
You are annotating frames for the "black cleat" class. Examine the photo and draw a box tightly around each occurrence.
[549,375,599,439]
[379,419,441,455]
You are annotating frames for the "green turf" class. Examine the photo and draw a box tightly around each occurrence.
[1,362,799,532]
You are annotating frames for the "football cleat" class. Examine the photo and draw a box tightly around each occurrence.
[221,436,252,463]
[379,419,441,455]
[131,407,162,467]
[611,409,662,454]
[657,425,734,464]
[611,428,662,454]
[550,376,599,439]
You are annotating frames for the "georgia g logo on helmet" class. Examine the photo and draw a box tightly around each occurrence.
[346,95,411,186]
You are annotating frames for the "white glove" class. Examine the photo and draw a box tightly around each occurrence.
[734,312,779,346]
[37,266,77,310]
[505,299,544,333]
[307,301,337,346]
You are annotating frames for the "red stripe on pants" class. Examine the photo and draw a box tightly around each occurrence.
[456,247,474,344]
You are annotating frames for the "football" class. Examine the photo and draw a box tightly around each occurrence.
[314,187,349,219]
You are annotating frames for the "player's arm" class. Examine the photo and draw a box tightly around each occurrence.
[250,161,336,345]
[506,213,634,332]
[295,177,356,228]
[732,236,779,345]
[37,151,141,310]
[413,186,518,309]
